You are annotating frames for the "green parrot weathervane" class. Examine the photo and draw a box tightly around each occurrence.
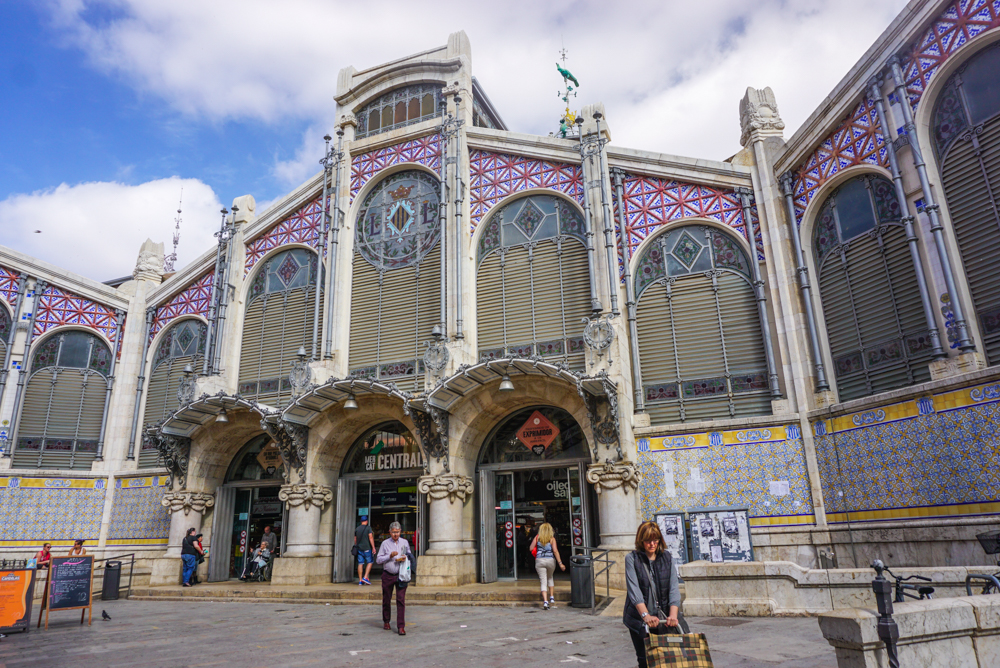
[556,47,580,138]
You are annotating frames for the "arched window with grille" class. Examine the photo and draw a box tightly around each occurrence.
[356,84,442,139]
[349,170,441,391]
[0,303,10,360]
[238,247,322,408]
[139,318,207,467]
[633,224,770,423]
[813,174,934,400]
[13,330,111,469]
[475,195,591,370]
[933,43,1000,364]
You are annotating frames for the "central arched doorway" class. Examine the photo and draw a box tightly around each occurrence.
[207,434,285,581]
[477,406,595,582]
[333,422,427,582]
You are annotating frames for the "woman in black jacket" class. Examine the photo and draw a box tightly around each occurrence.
[623,521,681,668]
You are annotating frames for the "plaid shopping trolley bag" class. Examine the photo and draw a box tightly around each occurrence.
[644,631,714,668]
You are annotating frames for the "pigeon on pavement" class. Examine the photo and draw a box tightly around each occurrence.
[102,610,111,621]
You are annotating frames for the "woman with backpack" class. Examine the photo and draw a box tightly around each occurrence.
[529,522,565,609]
[623,521,681,668]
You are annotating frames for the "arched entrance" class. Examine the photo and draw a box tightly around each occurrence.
[333,422,426,582]
[207,434,285,581]
[477,406,595,582]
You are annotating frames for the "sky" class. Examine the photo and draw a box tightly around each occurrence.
[0,0,912,283]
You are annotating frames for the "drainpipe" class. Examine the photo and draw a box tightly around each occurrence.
[868,77,945,359]
[453,90,465,340]
[127,307,154,461]
[888,55,975,351]
[94,308,125,461]
[0,275,27,407]
[576,117,603,314]
[439,99,449,336]
[611,168,644,412]
[735,188,782,398]
[212,212,235,375]
[5,279,45,458]
[778,175,830,392]
[325,129,344,360]
[203,208,228,376]
[594,113,620,317]
[314,134,332,360]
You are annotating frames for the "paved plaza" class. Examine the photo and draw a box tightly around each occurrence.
[1,599,837,667]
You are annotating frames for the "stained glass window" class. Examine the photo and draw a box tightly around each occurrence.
[356,84,443,139]
[30,330,111,376]
[477,195,585,264]
[355,170,441,270]
[152,319,207,370]
[634,225,750,299]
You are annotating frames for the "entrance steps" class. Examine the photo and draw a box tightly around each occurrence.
[129,581,617,608]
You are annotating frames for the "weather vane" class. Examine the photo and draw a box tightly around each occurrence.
[164,189,182,273]
[556,43,579,139]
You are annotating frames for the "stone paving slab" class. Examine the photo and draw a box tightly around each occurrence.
[0,600,838,668]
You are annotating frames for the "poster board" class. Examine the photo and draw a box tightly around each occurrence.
[687,507,754,563]
[39,556,93,629]
[0,568,36,633]
[653,512,689,567]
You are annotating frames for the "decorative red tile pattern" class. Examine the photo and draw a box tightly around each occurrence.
[0,264,19,310]
[469,150,584,229]
[350,134,442,201]
[150,271,214,339]
[903,0,1000,109]
[34,286,119,341]
[612,171,750,262]
[244,196,325,275]
[792,97,889,225]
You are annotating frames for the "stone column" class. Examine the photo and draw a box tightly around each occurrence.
[417,472,476,586]
[587,460,640,590]
[150,491,214,586]
[278,483,333,557]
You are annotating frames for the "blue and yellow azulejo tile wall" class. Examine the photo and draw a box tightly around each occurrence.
[814,379,1000,523]
[108,476,170,545]
[0,476,106,546]
[636,425,816,527]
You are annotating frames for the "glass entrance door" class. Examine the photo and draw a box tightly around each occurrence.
[495,472,515,579]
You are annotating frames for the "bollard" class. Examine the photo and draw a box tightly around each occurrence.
[872,560,900,668]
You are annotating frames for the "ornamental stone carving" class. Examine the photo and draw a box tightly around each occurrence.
[161,491,215,515]
[586,460,641,495]
[231,194,256,223]
[739,86,785,147]
[278,483,333,510]
[417,473,474,504]
[133,238,165,281]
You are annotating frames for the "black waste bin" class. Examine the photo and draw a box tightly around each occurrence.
[102,561,122,601]
[569,554,594,608]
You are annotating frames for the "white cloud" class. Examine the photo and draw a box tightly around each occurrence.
[46,0,911,163]
[0,178,221,281]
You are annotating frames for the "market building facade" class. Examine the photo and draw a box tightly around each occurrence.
[2,0,1000,588]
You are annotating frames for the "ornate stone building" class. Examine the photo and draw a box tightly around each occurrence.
[2,1,1000,586]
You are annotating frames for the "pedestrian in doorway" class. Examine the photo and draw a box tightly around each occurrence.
[68,539,87,556]
[355,515,375,585]
[191,533,205,584]
[181,528,202,587]
[34,543,52,569]
[375,521,411,635]
[261,526,277,556]
[530,522,565,609]
[623,521,681,668]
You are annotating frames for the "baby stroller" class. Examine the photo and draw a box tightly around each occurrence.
[240,550,272,582]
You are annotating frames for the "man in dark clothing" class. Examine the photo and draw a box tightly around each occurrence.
[355,516,375,585]
[181,528,202,587]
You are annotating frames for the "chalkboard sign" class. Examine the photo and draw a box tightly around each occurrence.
[40,556,93,629]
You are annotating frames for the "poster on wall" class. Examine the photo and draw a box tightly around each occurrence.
[687,507,753,563]
[654,512,688,567]
[0,568,36,634]
[516,411,560,455]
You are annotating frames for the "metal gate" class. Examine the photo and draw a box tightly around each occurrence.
[479,469,496,583]
[333,478,357,583]
[208,486,235,582]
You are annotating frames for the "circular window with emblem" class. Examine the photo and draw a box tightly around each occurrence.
[355,170,441,270]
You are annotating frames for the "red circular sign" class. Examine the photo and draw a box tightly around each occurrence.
[241,530,247,537]
[505,539,513,548]
[574,537,582,545]
[505,521,513,530]
[572,518,581,527]
[505,530,513,539]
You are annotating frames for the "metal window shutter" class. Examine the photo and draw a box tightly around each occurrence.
[817,256,856,360]
[671,276,728,380]
[942,116,1000,363]
[476,253,505,350]
[77,374,106,440]
[715,272,767,373]
[238,295,268,388]
[144,354,203,425]
[844,239,900,346]
[17,370,56,441]
[349,254,382,369]
[559,242,594,342]
[636,283,679,385]
[501,247,533,345]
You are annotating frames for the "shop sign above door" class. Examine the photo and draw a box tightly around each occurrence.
[256,443,283,476]
[517,411,560,455]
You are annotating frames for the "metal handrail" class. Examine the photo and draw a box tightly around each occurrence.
[94,552,137,600]
[573,546,617,616]
[966,573,1000,596]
